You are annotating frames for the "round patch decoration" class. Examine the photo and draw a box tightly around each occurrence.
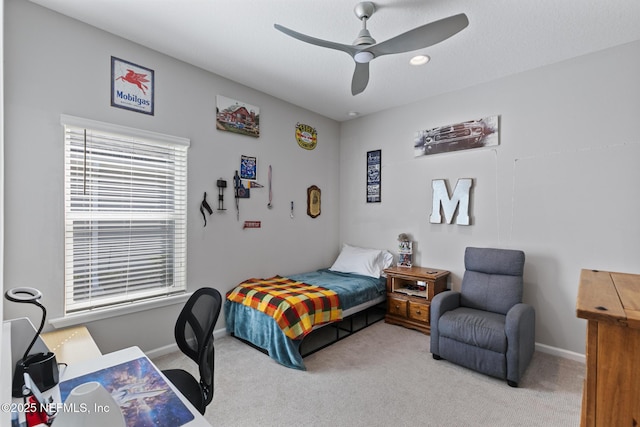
[295,123,317,150]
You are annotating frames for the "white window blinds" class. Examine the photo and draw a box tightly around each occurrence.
[62,115,189,314]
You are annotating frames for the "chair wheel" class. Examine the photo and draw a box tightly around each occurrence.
[432,354,442,360]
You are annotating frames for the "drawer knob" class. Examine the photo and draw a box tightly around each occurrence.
[416,310,421,315]
[395,305,400,310]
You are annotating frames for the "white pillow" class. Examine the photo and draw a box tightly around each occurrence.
[380,250,394,270]
[330,244,387,278]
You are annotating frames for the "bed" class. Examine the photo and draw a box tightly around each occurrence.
[225,244,393,370]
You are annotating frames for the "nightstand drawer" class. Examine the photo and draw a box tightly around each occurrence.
[408,301,429,323]
[388,296,407,318]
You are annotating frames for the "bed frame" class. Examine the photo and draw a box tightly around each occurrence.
[232,296,386,360]
[300,296,386,357]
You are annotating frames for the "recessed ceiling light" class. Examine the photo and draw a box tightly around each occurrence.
[347,111,360,117]
[410,55,430,66]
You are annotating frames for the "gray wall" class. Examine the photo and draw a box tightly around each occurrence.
[3,0,340,353]
[339,40,640,357]
[5,0,640,360]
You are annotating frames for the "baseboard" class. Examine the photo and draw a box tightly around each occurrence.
[146,330,586,365]
[146,327,228,360]
[535,342,585,364]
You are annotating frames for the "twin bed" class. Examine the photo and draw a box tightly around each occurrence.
[224,245,393,369]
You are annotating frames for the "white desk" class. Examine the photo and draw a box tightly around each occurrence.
[60,346,212,427]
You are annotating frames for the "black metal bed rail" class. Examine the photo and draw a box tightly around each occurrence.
[299,302,386,357]
[230,302,387,360]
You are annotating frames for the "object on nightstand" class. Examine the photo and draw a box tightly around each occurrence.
[397,233,412,268]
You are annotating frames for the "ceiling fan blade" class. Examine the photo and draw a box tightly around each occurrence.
[368,13,469,57]
[274,24,358,57]
[351,62,370,96]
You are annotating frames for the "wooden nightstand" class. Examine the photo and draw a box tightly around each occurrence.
[384,266,449,334]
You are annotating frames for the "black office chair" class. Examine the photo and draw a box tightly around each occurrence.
[162,287,222,414]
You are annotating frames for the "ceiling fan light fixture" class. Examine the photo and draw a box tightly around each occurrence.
[410,55,430,66]
[274,5,468,95]
[354,51,374,63]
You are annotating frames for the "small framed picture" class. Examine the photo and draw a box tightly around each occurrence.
[216,95,260,138]
[111,56,154,115]
[367,150,381,203]
[240,155,257,180]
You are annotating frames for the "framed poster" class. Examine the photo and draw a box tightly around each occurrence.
[111,57,154,115]
[367,149,381,203]
[414,115,499,157]
[216,95,260,138]
[240,155,257,180]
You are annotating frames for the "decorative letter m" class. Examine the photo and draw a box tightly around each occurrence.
[430,178,473,225]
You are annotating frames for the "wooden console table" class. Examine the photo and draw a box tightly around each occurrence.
[576,269,640,426]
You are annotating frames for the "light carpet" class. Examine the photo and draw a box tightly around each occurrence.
[153,321,584,427]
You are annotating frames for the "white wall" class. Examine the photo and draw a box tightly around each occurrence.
[3,0,340,353]
[339,40,640,356]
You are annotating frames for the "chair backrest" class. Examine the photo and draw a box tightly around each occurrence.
[460,247,525,315]
[174,287,222,408]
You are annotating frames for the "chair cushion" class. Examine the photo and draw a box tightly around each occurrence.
[461,271,523,314]
[163,368,205,413]
[464,247,525,276]
[461,247,525,314]
[437,307,507,353]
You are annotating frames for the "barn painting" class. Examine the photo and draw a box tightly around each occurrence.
[216,95,260,138]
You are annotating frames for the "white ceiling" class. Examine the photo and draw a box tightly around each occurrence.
[28,0,640,122]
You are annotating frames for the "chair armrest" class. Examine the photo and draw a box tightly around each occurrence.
[431,290,461,317]
[429,291,461,356]
[505,303,536,384]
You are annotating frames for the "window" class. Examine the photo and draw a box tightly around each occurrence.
[62,115,189,314]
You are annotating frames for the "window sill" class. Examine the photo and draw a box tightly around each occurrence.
[49,293,192,329]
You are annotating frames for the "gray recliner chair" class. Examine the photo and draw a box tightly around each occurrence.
[430,247,535,387]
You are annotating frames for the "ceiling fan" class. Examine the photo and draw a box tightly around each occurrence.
[274,2,469,96]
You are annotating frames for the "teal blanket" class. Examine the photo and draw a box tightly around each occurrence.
[225,269,386,370]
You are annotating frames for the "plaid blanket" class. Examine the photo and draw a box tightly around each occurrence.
[226,276,342,340]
